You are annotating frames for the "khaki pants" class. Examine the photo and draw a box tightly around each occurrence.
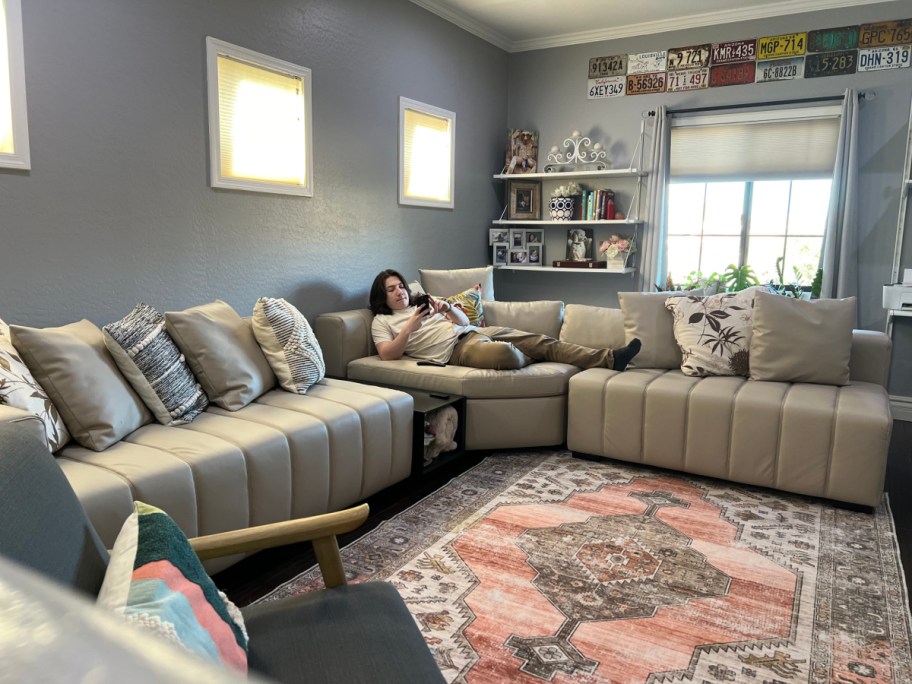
[448,327,615,371]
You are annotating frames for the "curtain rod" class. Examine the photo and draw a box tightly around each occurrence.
[668,91,869,116]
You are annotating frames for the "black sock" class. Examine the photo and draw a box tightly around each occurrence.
[612,338,641,372]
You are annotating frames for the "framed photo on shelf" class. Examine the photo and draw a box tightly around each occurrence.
[493,242,509,266]
[509,248,529,265]
[508,180,541,220]
[510,228,525,248]
[524,229,544,245]
[527,243,543,265]
[566,227,595,261]
[489,228,509,246]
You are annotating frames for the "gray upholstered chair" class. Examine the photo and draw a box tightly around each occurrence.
[0,422,444,683]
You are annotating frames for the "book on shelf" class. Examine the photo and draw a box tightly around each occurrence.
[552,260,608,269]
[576,189,616,220]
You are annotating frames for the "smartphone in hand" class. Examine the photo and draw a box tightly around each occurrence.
[414,293,431,310]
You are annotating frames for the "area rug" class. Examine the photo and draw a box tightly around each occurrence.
[258,451,912,683]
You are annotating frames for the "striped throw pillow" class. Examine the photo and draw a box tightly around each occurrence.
[97,502,248,674]
[252,297,325,394]
[442,284,485,326]
[103,304,209,425]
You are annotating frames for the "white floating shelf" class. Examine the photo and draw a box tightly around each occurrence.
[492,219,642,226]
[493,169,647,180]
[497,265,635,274]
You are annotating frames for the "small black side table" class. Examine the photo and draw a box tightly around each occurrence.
[391,387,467,478]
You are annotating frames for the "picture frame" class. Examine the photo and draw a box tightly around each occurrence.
[566,227,595,261]
[505,129,539,174]
[510,228,525,248]
[508,180,541,220]
[527,243,543,266]
[524,229,544,245]
[489,228,509,246]
[493,242,509,266]
[509,248,529,265]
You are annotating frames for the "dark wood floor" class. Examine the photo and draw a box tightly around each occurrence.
[215,420,912,608]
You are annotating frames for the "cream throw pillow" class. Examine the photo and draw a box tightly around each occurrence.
[618,291,689,369]
[750,292,855,385]
[10,320,152,451]
[252,297,325,394]
[665,289,761,377]
[165,301,275,411]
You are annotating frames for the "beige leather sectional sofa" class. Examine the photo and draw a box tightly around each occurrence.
[0,305,413,572]
[316,268,892,507]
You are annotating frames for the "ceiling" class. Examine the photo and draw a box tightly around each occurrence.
[409,0,900,52]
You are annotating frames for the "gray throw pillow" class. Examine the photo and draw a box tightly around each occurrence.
[103,303,209,425]
[252,297,325,394]
[165,300,275,411]
[618,291,689,369]
[10,320,152,451]
[750,292,856,386]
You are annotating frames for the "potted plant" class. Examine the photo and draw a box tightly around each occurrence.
[597,234,636,267]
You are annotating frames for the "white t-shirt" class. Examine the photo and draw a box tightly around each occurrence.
[371,308,471,363]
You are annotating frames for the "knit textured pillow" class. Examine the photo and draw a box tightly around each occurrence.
[97,502,248,674]
[442,284,485,326]
[103,304,209,426]
[0,318,70,451]
[252,297,326,394]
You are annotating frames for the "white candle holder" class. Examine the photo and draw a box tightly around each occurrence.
[544,130,608,173]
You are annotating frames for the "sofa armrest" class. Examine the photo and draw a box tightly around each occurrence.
[0,405,47,446]
[314,309,375,379]
[190,504,369,588]
[849,329,892,387]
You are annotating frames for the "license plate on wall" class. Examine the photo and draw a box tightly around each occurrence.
[588,54,628,78]
[626,71,667,95]
[710,62,756,87]
[755,57,805,82]
[807,25,859,52]
[859,20,912,48]
[758,32,807,59]
[858,44,911,71]
[805,50,857,77]
[627,51,667,74]
[667,44,711,70]
[666,67,709,92]
[711,40,756,64]
[587,76,626,99]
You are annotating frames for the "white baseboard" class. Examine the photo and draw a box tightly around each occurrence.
[890,395,912,422]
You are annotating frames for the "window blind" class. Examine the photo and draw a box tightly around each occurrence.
[217,54,305,186]
[670,105,841,181]
[403,107,452,202]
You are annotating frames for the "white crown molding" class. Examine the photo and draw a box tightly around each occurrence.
[408,0,513,51]
[412,0,899,53]
[891,395,912,422]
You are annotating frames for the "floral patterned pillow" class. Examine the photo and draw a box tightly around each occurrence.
[0,318,70,450]
[441,284,485,327]
[664,289,761,377]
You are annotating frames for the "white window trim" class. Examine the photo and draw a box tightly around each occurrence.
[205,37,313,197]
[399,96,455,209]
[1,0,30,170]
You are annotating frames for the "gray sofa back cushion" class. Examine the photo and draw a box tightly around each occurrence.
[483,300,563,338]
[419,266,495,301]
[561,304,625,349]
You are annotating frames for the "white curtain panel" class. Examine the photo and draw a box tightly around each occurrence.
[820,89,859,304]
[639,106,669,292]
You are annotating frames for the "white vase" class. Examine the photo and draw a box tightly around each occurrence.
[548,197,575,221]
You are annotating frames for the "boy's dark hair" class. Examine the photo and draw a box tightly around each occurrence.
[369,269,413,315]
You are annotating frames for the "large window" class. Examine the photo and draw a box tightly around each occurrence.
[666,106,840,287]
[206,38,312,196]
[0,0,30,170]
[399,97,455,208]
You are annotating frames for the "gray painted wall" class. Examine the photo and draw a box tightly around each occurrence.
[0,0,506,326]
[501,2,912,395]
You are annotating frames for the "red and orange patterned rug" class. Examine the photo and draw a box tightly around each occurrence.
[260,451,912,683]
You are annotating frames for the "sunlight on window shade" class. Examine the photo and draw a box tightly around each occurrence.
[218,55,305,185]
[0,0,14,155]
[404,109,451,202]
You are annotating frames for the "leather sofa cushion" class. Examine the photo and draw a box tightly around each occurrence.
[750,292,855,385]
[11,320,152,451]
[483,300,563,338]
[618,292,687,369]
[166,301,276,411]
[348,356,579,399]
[419,265,494,301]
[560,304,625,349]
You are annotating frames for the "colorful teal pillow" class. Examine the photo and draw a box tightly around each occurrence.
[442,284,486,326]
[97,502,248,674]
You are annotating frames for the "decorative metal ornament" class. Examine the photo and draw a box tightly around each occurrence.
[545,130,608,173]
